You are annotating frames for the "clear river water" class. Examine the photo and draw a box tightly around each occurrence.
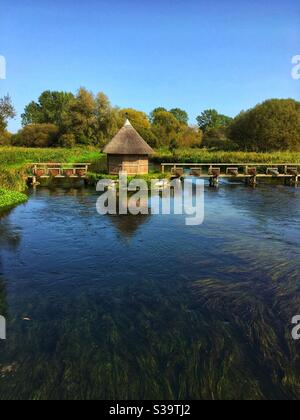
[0,182,300,400]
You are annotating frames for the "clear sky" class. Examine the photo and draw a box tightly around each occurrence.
[1,0,299,132]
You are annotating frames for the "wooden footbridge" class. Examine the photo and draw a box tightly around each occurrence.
[30,163,91,184]
[161,163,300,186]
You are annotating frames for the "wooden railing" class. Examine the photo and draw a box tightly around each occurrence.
[161,163,300,177]
[32,163,91,178]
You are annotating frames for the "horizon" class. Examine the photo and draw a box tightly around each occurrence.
[0,0,299,133]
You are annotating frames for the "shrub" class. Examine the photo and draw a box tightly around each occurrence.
[0,131,12,146]
[12,124,60,147]
[59,133,76,148]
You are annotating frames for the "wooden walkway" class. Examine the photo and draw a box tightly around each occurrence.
[161,163,300,186]
[31,163,91,179]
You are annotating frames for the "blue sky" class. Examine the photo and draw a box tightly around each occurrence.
[0,0,299,132]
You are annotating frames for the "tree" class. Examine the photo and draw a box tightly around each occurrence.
[21,91,74,128]
[95,92,121,146]
[0,95,16,133]
[119,108,151,131]
[196,109,232,133]
[67,88,97,145]
[149,107,168,123]
[169,138,179,154]
[151,109,182,147]
[229,99,300,151]
[177,126,203,148]
[170,108,189,125]
[118,108,158,147]
[58,133,76,148]
[12,124,59,147]
[137,127,159,148]
[0,130,12,146]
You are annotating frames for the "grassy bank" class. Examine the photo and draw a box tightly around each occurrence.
[0,146,101,167]
[0,147,102,208]
[1,146,300,209]
[0,188,28,210]
[153,148,300,164]
[0,146,103,192]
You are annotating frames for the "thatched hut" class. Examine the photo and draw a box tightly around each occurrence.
[103,119,154,175]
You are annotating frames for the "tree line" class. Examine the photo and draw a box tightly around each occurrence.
[1,88,300,152]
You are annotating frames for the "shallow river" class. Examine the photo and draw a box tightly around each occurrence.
[0,183,300,400]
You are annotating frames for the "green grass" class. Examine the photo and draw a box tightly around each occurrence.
[0,146,103,192]
[0,188,28,210]
[0,146,101,166]
[153,148,300,164]
[1,146,300,203]
[0,147,103,209]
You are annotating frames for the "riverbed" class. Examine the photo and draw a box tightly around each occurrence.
[0,184,300,400]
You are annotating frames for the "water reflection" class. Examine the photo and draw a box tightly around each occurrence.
[0,217,22,250]
[107,194,151,238]
[0,275,7,319]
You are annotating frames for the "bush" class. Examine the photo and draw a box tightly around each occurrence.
[59,133,76,148]
[202,137,239,151]
[229,99,300,151]
[177,126,203,148]
[0,131,12,146]
[137,128,158,148]
[12,124,60,147]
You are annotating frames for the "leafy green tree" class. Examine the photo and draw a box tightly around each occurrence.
[169,138,179,154]
[229,99,300,151]
[58,133,76,148]
[118,108,158,147]
[151,110,182,146]
[120,108,151,130]
[95,92,121,146]
[12,124,59,147]
[0,95,16,133]
[21,91,74,128]
[0,130,12,146]
[137,127,158,148]
[196,109,232,133]
[149,107,168,124]
[67,88,97,145]
[177,126,203,148]
[170,108,189,125]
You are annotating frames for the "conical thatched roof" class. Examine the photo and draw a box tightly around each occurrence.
[103,119,154,155]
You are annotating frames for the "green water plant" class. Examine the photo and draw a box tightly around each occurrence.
[0,188,28,210]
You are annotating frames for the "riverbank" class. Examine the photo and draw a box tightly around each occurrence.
[1,146,299,207]
[0,188,28,210]
[0,147,103,207]
[2,147,299,171]
[153,148,300,164]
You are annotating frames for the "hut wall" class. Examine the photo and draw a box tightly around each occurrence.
[107,155,122,175]
[108,155,149,175]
